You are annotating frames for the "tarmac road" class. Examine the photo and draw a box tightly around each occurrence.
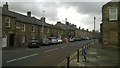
[2,40,93,66]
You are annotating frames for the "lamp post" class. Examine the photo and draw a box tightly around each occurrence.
[94,17,96,44]
[42,10,45,38]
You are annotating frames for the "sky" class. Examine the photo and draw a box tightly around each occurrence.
[1,0,119,31]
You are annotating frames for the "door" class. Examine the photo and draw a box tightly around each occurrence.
[9,34,15,47]
[2,36,7,47]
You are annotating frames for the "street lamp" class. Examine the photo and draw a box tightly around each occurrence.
[94,17,96,44]
[42,10,45,38]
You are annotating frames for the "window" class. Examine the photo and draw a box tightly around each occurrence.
[21,36,25,43]
[47,28,49,33]
[32,25,35,32]
[41,27,43,32]
[5,17,10,27]
[109,9,118,20]
[22,24,25,31]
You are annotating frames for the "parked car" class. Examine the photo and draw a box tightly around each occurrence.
[28,39,40,48]
[48,37,58,45]
[57,38,63,44]
[41,38,51,46]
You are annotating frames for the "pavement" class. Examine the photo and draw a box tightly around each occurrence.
[67,40,119,68]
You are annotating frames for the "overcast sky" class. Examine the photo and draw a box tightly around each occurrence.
[1,0,119,31]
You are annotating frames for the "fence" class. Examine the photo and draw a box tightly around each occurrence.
[57,42,94,68]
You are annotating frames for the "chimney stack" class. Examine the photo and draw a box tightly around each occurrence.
[66,22,69,25]
[27,11,31,17]
[41,17,45,23]
[87,29,88,31]
[82,28,84,30]
[79,27,81,29]
[57,21,61,24]
[3,2,8,10]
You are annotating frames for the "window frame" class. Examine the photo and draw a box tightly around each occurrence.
[32,25,35,32]
[22,24,25,31]
[5,17,10,27]
[47,28,49,33]
[109,8,118,21]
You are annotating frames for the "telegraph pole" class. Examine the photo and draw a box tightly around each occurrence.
[42,10,45,38]
[94,17,96,44]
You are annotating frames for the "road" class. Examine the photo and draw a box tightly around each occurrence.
[2,40,93,66]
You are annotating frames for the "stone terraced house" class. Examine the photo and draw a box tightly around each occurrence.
[1,2,95,48]
[101,1,120,47]
[1,3,66,47]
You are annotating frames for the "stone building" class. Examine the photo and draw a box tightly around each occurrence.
[55,21,94,39]
[101,2,119,47]
[55,21,77,39]
[76,28,94,39]
[118,1,120,46]
[1,3,65,47]
[1,2,96,48]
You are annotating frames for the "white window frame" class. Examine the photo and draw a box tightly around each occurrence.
[32,25,35,32]
[21,36,25,43]
[47,28,49,33]
[22,24,25,31]
[109,8,118,21]
[5,17,10,27]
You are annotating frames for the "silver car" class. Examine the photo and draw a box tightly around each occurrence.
[48,37,58,45]
[57,38,63,44]
[41,38,51,46]
[68,38,74,42]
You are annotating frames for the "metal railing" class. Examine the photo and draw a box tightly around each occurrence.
[57,42,94,68]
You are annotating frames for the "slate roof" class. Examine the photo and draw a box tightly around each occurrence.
[2,9,53,27]
[2,7,77,30]
[55,23,68,30]
[55,22,77,31]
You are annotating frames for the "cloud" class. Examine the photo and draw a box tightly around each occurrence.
[57,2,106,31]
[0,1,110,31]
[7,2,59,21]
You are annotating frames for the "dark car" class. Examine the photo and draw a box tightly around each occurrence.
[28,39,40,48]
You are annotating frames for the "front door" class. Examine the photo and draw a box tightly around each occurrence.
[2,36,7,48]
[9,34,15,47]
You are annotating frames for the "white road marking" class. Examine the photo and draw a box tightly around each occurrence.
[7,59,17,63]
[44,48,59,53]
[6,53,39,63]
[29,53,39,57]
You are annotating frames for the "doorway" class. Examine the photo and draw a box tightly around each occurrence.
[2,36,7,47]
[9,34,15,47]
